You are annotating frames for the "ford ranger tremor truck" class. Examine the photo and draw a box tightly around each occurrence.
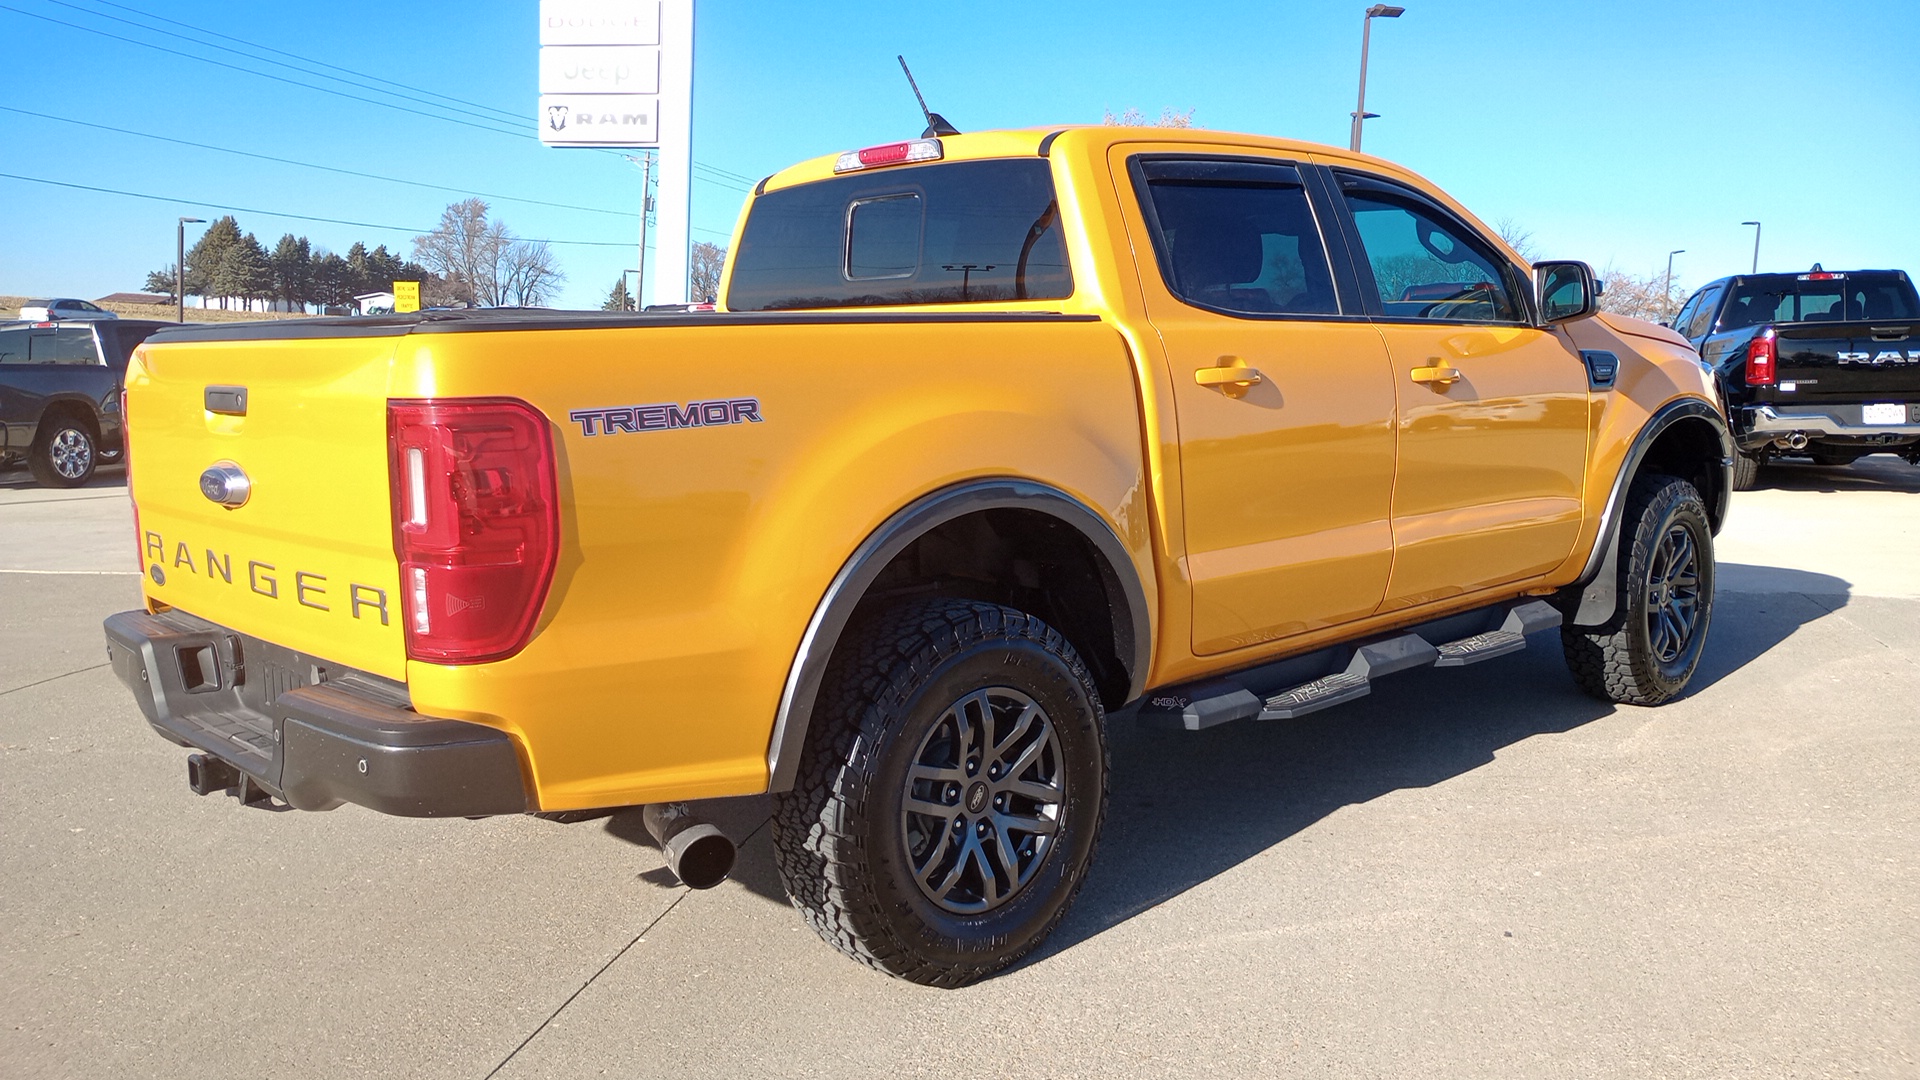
[1670,268,1920,488]
[103,127,1731,987]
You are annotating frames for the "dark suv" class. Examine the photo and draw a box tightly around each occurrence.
[0,319,172,487]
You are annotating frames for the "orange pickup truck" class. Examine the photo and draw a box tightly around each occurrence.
[105,126,1730,985]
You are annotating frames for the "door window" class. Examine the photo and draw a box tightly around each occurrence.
[1339,178,1520,323]
[1681,286,1723,338]
[1133,158,1339,317]
[32,327,102,365]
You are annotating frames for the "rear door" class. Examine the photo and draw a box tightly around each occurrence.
[1115,146,1398,657]
[1324,166,1591,611]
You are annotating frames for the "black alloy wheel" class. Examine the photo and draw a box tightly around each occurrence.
[772,598,1108,987]
[1562,473,1715,706]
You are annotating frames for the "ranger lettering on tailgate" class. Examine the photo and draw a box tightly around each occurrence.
[142,530,390,625]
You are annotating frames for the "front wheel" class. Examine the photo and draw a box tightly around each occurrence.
[771,599,1108,987]
[29,418,97,488]
[1562,473,1715,706]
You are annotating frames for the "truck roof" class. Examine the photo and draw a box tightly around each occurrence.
[757,125,1398,195]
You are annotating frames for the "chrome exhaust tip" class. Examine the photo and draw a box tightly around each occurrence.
[642,802,736,889]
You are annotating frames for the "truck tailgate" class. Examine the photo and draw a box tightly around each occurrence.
[1771,320,1920,404]
[127,333,406,680]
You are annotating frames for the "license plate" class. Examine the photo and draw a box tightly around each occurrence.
[1862,403,1906,425]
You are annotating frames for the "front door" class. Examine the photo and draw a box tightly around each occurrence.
[1325,167,1591,612]
[1118,150,1398,657]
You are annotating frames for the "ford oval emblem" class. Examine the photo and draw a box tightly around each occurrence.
[199,462,252,509]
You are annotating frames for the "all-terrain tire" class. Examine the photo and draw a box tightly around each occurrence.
[771,598,1108,987]
[1562,473,1714,705]
[1729,451,1762,491]
[29,416,97,488]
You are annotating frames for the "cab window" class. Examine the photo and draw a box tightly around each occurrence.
[1131,157,1339,317]
[1338,175,1520,323]
[29,327,101,365]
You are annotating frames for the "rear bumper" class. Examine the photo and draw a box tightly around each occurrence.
[104,608,529,817]
[1737,404,1920,449]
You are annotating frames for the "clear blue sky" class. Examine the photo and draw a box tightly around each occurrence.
[3,0,1916,310]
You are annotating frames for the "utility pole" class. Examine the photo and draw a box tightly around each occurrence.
[1742,221,1762,274]
[1350,5,1405,152]
[176,216,205,323]
[626,152,656,308]
[1665,249,1686,319]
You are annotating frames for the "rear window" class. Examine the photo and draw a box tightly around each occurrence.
[1722,273,1920,328]
[726,159,1071,311]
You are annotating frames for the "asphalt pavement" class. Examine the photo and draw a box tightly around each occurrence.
[2,458,1916,1078]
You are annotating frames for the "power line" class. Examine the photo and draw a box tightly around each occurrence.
[0,106,635,218]
[25,0,768,192]
[0,5,531,140]
[0,171,734,241]
[81,0,529,125]
[40,0,528,131]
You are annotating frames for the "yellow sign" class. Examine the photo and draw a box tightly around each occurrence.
[394,281,421,313]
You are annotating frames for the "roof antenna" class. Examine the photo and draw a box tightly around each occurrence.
[898,55,960,137]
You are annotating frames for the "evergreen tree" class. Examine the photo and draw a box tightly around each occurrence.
[310,251,355,310]
[269,234,313,312]
[603,276,634,311]
[184,215,242,307]
[143,265,179,302]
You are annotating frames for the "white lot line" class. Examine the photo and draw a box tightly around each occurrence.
[0,569,140,575]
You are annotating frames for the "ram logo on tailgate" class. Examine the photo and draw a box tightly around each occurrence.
[1836,351,1920,365]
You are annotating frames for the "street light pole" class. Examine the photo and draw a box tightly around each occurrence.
[1350,4,1405,152]
[176,217,205,323]
[1741,221,1762,274]
[1665,249,1686,318]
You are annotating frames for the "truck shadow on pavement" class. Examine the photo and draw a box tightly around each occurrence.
[0,463,126,492]
[598,565,1849,978]
[1754,456,1920,493]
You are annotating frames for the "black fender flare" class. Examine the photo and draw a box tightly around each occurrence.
[764,479,1152,793]
[1566,397,1732,627]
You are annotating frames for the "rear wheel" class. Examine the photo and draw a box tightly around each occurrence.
[1562,473,1714,706]
[771,598,1108,987]
[1729,451,1763,491]
[29,417,96,488]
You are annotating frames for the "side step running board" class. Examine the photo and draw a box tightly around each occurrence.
[1138,599,1563,732]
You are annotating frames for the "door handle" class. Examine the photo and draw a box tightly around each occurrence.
[1409,365,1463,386]
[1195,366,1264,388]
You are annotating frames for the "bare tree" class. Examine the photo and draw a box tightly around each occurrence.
[1494,217,1538,263]
[1101,106,1196,128]
[413,199,528,306]
[689,242,727,304]
[498,239,564,307]
[1596,263,1686,324]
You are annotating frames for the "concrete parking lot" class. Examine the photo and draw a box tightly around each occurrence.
[3,459,1916,1079]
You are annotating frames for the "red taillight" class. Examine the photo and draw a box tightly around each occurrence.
[388,398,559,664]
[1747,327,1777,387]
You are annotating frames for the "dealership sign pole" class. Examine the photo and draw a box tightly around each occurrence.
[538,0,694,306]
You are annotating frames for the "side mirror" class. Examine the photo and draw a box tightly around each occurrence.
[1535,260,1599,323]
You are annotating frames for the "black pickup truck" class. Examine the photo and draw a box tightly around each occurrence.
[1670,268,1920,488]
[0,319,172,487]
